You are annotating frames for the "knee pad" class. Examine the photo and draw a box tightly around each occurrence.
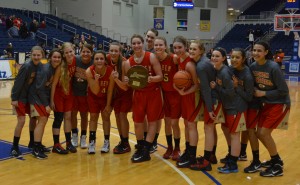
[52,112,64,129]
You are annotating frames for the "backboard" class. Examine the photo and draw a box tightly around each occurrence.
[274,14,300,32]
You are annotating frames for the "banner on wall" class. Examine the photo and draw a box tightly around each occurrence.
[289,62,299,73]
[0,60,19,79]
[154,19,164,30]
[200,21,210,32]
[0,59,49,79]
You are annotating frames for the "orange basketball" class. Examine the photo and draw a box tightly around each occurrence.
[173,70,192,89]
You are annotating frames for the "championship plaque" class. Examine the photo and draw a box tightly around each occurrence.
[127,65,149,89]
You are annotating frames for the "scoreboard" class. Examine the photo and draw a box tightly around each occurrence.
[286,0,300,9]
[173,0,194,9]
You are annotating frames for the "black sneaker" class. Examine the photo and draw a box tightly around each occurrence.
[131,147,151,163]
[217,160,238,173]
[177,149,189,162]
[113,142,131,154]
[190,157,212,171]
[32,146,48,160]
[260,162,283,177]
[10,146,22,158]
[176,150,190,168]
[41,145,51,153]
[244,160,261,173]
[66,142,77,153]
[149,143,158,154]
[134,144,138,149]
[209,154,218,164]
[261,160,272,168]
[52,143,68,154]
[220,153,230,164]
[238,153,247,161]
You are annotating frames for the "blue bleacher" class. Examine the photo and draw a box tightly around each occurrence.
[270,32,294,56]
[215,24,273,52]
[241,0,283,15]
[0,7,115,54]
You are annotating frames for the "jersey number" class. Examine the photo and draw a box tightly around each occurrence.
[163,74,169,82]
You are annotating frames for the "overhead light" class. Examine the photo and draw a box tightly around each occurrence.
[228,7,234,11]
[235,10,240,12]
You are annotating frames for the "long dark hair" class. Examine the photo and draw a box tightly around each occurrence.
[48,48,62,60]
[254,41,273,60]
[214,47,229,66]
[93,50,107,64]
[232,48,246,66]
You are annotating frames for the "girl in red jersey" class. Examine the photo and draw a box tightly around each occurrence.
[10,46,43,158]
[86,50,115,154]
[154,36,181,161]
[51,42,77,154]
[172,36,201,169]
[28,49,62,159]
[108,42,133,154]
[124,34,163,163]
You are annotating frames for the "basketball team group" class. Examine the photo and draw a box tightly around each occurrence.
[9,28,290,178]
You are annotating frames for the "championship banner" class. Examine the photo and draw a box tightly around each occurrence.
[154,18,164,30]
[200,21,211,32]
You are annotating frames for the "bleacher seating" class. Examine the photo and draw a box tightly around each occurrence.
[215,24,273,52]
[0,7,114,54]
[241,0,283,15]
[270,32,294,56]
[0,25,37,54]
[215,0,294,55]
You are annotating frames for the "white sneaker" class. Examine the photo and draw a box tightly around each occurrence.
[88,140,95,154]
[80,135,88,149]
[71,133,78,147]
[100,139,110,153]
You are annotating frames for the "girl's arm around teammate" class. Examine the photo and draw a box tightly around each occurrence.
[50,65,61,110]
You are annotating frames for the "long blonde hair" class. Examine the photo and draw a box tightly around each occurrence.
[60,42,74,94]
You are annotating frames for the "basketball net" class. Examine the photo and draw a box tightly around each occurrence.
[284,28,291,36]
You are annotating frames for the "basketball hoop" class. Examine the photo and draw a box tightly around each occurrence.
[284,28,291,36]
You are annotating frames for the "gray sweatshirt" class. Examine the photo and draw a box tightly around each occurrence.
[250,60,290,106]
[11,60,40,103]
[215,65,237,115]
[72,56,93,96]
[230,66,254,112]
[28,62,55,106]
[196,56,218,112]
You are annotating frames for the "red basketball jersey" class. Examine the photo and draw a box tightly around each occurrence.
[129,51,158,91]
[56,57,76,95]
[160,54,178,92]
[178,56,192,71]
[88,65,113,97]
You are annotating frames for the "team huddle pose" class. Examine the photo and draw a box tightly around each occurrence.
[10,30,290,177]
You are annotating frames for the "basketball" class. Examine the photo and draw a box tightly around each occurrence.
[173,70,192,89]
